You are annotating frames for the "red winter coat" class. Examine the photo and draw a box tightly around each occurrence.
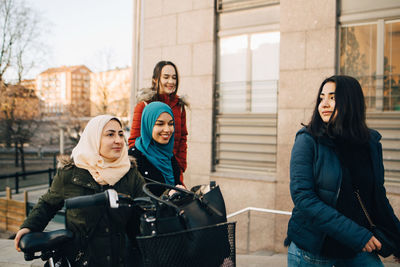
[128,88,188,171]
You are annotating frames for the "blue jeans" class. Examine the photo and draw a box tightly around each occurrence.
[287,242,384,267]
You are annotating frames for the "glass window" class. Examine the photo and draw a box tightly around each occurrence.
[218,31,280,114]
[219,35,248,113]
[384,21,400,111]
[339,24,377,109]
[340,20,400,111]
[251,32,279,113]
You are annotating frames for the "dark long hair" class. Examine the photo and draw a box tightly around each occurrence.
[307,75,369,143]
[151,61,179,100]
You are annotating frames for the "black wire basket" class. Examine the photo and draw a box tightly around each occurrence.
[136,222,236,267]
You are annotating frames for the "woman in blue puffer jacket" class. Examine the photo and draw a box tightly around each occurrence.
[285,75,400,266]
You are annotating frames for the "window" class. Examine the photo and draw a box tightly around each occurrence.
[213,2,279,174]
[384,21,400,111]
[339,20,400,111]
[218,32,279,114]
[340,14,400,183]
[214,31,279,173]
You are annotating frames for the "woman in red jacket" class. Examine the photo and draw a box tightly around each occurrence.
[128,61,188,172]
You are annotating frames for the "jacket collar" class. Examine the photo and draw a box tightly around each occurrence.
[136,87,189,107]
[298,127,381,148]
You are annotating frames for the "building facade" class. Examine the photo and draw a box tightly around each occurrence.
[131,0,400,253]
[36,65,91,116]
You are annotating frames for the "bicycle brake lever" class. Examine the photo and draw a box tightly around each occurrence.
[106,189,119,208]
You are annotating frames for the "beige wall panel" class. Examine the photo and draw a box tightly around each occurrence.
[280,0,336,32]
[274,214,290,252]
[193,42,214,76]
[144,0,162,19]
[212,177,276,214]
[275,182,292,211]
[143,15,177,48]
[188,108,212,143]
[249,213,275,252]
[188,141,212,175]
[162,0,192,15]
[278,71,316,109]
[193,0,214,9]
[177,9,214,44]
[183,96,192,142]
[306,29,336,69]
[277,109,308,145]
[186,173,211,188]
[178,76,191,96]
[276,144,292,184]
[161,45,193,76]
[387,192,400,218]
[180,76,213,109]
[280,32,306,70]
[142,48,162,80]
[231,213,249,253]
[278,69,334,109]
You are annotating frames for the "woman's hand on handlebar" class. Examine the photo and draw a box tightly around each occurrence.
[14,228,31,252]
[168,184,186,196]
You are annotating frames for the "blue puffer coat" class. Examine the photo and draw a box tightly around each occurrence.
[286,127,400,255]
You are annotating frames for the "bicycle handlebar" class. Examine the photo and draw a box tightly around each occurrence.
[65,189,119,209]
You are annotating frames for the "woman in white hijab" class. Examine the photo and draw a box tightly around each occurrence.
[14,115,146,267]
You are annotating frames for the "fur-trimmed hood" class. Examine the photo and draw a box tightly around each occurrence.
[57,154,137,169]
[136,87,189,107]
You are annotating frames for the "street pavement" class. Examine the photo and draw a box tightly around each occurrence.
[0,238,289,267]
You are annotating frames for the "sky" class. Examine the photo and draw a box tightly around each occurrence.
[27,0,132,78]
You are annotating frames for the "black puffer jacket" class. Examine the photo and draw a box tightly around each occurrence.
[20,156,146,267]
[129,146,182,196]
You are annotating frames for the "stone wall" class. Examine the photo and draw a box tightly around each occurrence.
[275,0,337,252]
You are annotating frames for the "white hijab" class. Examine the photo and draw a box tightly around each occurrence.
[71,115,130,186]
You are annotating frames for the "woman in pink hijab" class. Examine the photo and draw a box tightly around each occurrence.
[14,115,146,267]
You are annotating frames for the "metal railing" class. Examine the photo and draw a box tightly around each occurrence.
[227,207,291,253]
[0,168,56,194]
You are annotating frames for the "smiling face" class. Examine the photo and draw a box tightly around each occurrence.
[158,65,177,95]
[99,119,125,161]
[318,82,336,123]
[152,112,174,145]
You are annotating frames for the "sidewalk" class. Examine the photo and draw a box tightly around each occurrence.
[1,241,399,267]
[0,238,288,267]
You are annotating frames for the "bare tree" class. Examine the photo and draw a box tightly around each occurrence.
[0,83,42,175]
[0,0,44,174]
[91,67,131,118]
[0,0,44,83]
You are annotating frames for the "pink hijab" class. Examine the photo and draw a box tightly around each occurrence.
[71,115,130,186]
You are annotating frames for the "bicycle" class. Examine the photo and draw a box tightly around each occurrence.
[19,184,236,267]
[18,189,137,267]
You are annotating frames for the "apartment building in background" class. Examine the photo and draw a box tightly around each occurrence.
[36,65,91,116]
[131,0,400,255]
[20,79,36,91]
[90,67,131,118]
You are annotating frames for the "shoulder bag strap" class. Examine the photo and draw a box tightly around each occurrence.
[142,183,197,214]
[354,190,376,228]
